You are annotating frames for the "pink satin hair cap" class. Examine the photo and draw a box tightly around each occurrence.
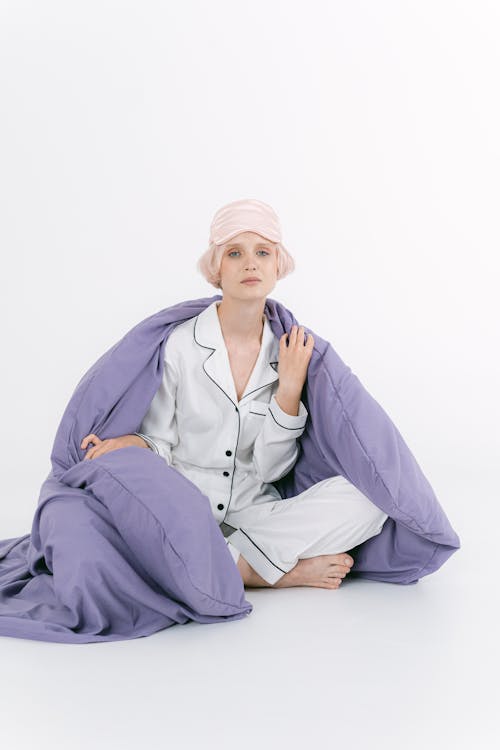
[209,198,286,248]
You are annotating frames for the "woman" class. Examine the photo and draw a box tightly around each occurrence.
[80,199,388,590]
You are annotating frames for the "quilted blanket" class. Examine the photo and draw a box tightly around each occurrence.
[0,294,461,643]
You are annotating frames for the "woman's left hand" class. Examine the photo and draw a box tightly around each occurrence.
[277,325,314,393]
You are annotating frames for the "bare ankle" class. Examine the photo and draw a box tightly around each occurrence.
[272,566,298,588]
[237,555,273,588]
[236,554,299,589]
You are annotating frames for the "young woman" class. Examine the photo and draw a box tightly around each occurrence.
[80,199,388,590]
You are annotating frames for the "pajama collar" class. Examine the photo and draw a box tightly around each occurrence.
[193,300,280,405]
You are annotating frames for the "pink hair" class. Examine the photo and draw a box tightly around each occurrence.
[197,239,295,290]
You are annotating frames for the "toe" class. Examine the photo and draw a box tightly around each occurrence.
[333,553,354,567]
[325,578,341,589]
[330,564,349,577]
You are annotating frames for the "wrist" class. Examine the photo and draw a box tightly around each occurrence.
[274,388,301,417]
[276,383,302,399]
[128,434,149,449]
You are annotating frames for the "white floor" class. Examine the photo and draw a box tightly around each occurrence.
[0,502,495,750]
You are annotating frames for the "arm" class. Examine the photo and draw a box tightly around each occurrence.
[252,324,314,483]
[252,389,308,483]
[134,352,179,464]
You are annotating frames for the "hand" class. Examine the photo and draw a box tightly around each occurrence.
[80,433,148,460]
[277,325,315,393]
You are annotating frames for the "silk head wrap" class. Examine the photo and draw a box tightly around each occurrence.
[209,198,288,249]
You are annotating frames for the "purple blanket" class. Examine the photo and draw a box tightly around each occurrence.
[0,295,461,643]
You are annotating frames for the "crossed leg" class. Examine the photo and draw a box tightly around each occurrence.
[229,474,388,590]
[237,551,354,590]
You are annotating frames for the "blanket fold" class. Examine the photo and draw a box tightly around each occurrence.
[0,294,461,643]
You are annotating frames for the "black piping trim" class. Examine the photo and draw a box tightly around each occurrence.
[193,314,279,407]
[268,405,307,431]
[240,379,279,402]
[192,312,281,527]
[238,528,287,574]
[192,314,246,525]
[133,432,160,455]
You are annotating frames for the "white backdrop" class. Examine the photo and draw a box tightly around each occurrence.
[1,1,497,535]
[0,2,498,746]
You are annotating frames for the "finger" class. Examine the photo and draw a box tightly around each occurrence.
[88,448,108,460]
[83,443,105,460]
[86,437,114,458]
[292,325,306,347]
[81,433,102,449]
[84,447,104,460]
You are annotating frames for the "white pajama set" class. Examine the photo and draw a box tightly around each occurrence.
[135,300,388,585]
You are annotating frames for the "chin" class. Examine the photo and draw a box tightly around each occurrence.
[240,284,263,291]
[235,285,268,301]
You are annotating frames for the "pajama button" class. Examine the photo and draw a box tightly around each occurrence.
[217,503,224,510]
[226,450,232,456]
[223,471,230,476]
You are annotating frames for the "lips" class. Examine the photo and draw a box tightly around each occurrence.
[241,278,261,283]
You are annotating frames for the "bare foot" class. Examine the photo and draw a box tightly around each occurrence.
[274,553,354,590]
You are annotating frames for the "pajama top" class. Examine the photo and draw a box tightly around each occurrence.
[134,299,309,524]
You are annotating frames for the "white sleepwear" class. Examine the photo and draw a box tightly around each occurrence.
[135,300,388,585]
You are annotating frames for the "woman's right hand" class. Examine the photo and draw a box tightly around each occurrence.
[80,433,149,461]
[277,325,314,393]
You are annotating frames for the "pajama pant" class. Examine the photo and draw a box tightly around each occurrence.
[220,474,389,585]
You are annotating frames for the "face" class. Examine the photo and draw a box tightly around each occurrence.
[218,231,279,300]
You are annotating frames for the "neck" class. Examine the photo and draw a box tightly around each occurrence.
[216,297,265,346]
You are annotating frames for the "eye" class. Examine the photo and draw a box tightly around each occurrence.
[227,249,270,257]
